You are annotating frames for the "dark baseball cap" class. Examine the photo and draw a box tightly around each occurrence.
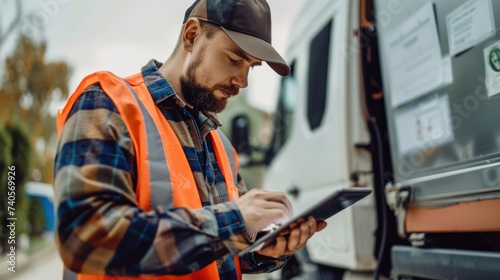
[183,0,290,76]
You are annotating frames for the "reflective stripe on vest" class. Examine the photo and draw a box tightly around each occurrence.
[58,72,241,280]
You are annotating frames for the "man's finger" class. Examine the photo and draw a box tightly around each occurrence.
[297,221,311,249]
[307,217,317,236]
[286,227,301,252]
[316,220,327,232]
[261,191,294,218]
[274,236,287,255]
[264,201,293,221]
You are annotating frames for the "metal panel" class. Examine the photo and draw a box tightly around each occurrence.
[375,0,500,203]
[391,245,500,279]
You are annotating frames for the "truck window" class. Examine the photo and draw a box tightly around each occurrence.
[307,20,332,130]
[265,61,296,164]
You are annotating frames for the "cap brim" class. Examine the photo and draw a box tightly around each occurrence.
[221,27,290,76]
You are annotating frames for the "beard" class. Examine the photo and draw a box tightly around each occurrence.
[180,47,238,113]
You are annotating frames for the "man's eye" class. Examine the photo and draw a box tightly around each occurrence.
[229,56,240,64]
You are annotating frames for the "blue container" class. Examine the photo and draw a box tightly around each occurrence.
[25,181,55,232]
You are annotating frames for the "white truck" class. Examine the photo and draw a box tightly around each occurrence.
[231,0,500,279]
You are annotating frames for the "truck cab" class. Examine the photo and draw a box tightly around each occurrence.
[262,0,379,277]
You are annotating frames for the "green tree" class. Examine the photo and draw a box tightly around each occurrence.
[0,35,70,183]
[0,123,32,253]
[0,125,13,253]
[28,197,46,237]
[6,123,32,233]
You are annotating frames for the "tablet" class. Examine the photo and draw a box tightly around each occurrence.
[237,187,372,256]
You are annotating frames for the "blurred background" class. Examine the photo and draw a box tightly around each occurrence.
[0,1,302,279]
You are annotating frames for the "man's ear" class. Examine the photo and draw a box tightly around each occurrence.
[182,18,201,52]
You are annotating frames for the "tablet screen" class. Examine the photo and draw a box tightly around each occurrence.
[238,187,372,256]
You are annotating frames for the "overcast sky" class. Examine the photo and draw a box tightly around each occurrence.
[1,0,304,112]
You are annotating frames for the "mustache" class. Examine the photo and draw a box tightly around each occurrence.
[218,85,239,96]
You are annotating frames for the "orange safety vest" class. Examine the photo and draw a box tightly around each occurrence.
[57,72,242,280]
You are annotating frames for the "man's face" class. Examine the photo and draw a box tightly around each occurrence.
[180,28,262,113]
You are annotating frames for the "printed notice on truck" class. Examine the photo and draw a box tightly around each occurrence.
[484,40,500,97]
[394,94,454,156]
[383,2,443,108]
[446,0,495,57]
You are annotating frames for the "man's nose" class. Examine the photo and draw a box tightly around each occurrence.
[231,66,250,89]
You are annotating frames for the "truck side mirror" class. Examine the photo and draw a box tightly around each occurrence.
[231,114,252,155]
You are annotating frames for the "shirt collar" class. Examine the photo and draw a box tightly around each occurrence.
[141,59,221,128]
[141,59,186,107]
[197,110,221,130]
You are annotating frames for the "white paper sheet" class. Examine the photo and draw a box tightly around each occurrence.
[384,2,444,108]
[442,55,453,86]
[395,94,454,155]
[483,40,500,97]
[446,0,495,57]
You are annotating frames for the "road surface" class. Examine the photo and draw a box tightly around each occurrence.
[8,250,63,280]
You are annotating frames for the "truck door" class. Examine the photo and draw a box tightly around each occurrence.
[374,0,500,278]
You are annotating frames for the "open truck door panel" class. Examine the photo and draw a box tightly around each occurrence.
[376,0,500,278]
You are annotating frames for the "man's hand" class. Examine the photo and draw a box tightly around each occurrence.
[236,189,293,235]
[256,217,327,258]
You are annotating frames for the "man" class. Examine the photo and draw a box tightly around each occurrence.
[54,0,326,279]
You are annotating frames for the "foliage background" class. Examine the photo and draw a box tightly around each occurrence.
[0,0,70,253]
